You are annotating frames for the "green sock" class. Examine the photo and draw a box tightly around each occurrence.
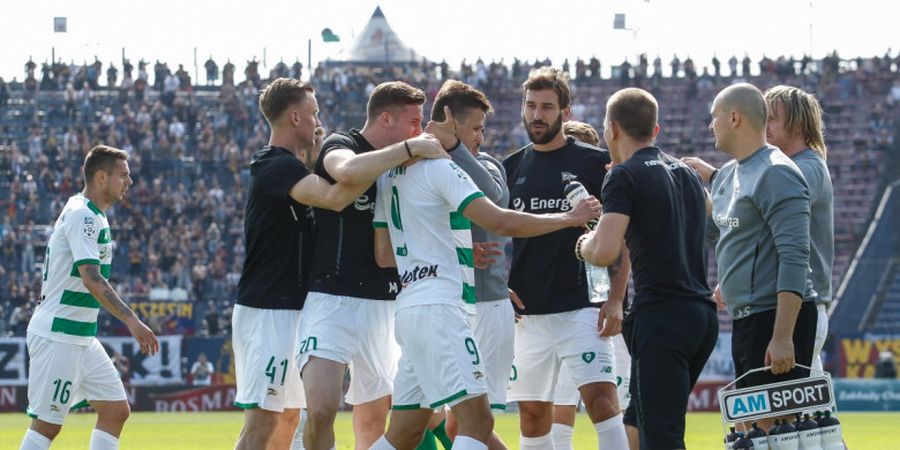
[432,420,453,449]
[415,429,439,450]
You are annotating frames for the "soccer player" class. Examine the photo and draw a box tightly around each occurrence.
[552,120,635,450]
[578,88,719,449]
[369,131,601,450]
[502,67,629,449]
[427,80,512,450]
[686,83,817,431]
[20,145,159,450]
[299,81,450,450]
[233,78,445,450]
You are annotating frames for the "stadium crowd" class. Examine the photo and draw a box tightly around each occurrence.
[1,50,898,338]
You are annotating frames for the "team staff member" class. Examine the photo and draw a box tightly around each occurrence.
[502,67,629,449]
[579,88,718,449]
[687,83,816,432]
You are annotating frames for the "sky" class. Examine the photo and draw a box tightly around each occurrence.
[0,0,897,81]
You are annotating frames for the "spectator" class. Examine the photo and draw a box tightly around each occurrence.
[191,352,214,386]
[205,56,218,86]
[876,351,898,379]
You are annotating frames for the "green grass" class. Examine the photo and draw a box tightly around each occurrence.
[1,411,898,449]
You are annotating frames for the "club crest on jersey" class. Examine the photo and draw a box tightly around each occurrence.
[83,217,96,236]
[582,352,596,363]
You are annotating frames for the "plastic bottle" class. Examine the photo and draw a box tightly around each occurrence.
[818,411,844,450]
[733,434,755,449]
[747,422,769,449]
[565,180,609,303]
[725,426,741,450]
[772,419,800,450]
[798,413,823,450]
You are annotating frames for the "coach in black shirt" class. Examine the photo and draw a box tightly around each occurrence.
[580,88,719,450]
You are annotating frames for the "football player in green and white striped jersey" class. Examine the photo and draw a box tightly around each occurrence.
[20,145,158,450]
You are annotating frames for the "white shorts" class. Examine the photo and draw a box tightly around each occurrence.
[552,333,631,408]
[296,292,400,405]
[508,308,616,403]
[392,303,487,410]
[26,334,126,425]
[232,305,305,412]
[812,303,828,372]
[471,299,515,411]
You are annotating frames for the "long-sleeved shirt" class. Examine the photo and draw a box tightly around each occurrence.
[711,145,816,319]
[792,149,834,305]
[448,145,511,302]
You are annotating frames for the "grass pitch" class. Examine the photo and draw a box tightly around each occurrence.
[1,411,898,449]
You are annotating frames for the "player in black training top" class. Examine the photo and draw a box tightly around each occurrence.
[298,81,451,450]
[579,88,718,450]
[502,67,630,449]
[233,78,444,450]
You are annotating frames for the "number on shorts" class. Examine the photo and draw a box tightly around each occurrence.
[52,379,72,404]
[42,247,50,281]
[265,356,289,386]
[299,336,318,354]
[464,337,480,366]
[509,364,518,382]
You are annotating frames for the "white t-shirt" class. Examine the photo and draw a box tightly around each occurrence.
[374,159,484,312]
[29,194,112,345]
[191,361,214,385]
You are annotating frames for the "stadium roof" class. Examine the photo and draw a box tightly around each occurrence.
[332,6,425,64]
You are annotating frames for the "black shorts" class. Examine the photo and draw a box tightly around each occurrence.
[628,300,719,449]
[732,300,817,389]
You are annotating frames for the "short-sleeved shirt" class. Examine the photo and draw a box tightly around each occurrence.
[236,146,312,310]
[502,137,611,315]
[373,159,484,312]
[309,130,401,300]
[29,194,112,345]
[601,147,713,309]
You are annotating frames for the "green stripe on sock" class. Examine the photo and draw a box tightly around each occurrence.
[60,290,100,309]
[50,317,98,336]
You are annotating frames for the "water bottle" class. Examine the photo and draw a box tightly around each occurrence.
[725,426,741,450]
[565,180,609,303]
[798,413,823,450]
[818,411,844,450]
[771,419,800,450]
[733,434,755,449]
[747,422,769,449]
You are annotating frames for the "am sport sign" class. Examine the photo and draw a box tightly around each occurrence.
[719,376,835,422]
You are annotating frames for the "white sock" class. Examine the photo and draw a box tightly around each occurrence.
[90,429,119,450]
[454,436,488,450]
[594,414,628,450]
[520,433,555,449]
[19,429,51,450]
[368,435,397,450]
[551,423,575,450]
[290,409,306,450]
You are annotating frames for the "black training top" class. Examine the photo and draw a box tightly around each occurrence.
[308,130,401,300]
[236,146,312,310]
[601,147,713,309]
[502,137,611,315]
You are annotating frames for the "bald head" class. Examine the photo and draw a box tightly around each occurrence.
[714,83,768,131]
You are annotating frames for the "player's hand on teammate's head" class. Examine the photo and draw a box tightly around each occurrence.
[566,195,602,226]
[680,156,716,183]
[424,106,459,150]
[473,241,503,269]
[126,316,160,355]
[406,133,449,160]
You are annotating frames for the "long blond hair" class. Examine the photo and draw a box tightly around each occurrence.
[765,85,828,160]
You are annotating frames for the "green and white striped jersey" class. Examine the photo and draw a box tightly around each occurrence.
[29,194,113,345]
[374,159,484,313]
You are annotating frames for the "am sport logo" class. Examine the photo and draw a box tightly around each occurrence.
[720,376,834,422]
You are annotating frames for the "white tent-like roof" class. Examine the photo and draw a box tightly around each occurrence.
[334,6,425,64]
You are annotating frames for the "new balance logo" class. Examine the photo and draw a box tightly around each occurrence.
[400,265,438,285]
